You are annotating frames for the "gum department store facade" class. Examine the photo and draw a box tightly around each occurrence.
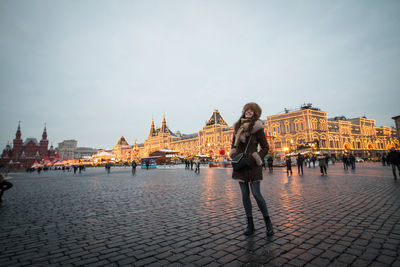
[265,105,398,159]
[113,107,398,161]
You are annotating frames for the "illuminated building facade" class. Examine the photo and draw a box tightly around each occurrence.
[112,136,140,162]
[393,115,400,143]
[141,110,233,158]
[265,105,399,159]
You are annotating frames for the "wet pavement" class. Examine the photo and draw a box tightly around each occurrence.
[0,163,399,266]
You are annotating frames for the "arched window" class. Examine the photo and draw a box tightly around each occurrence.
[312,118,318,130]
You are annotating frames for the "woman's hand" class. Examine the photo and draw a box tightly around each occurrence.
[252,152,263,166]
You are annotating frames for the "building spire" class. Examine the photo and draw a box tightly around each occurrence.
[161,114,168,133]
[16,121,22,139]
[42,123,47,140]
[149,119,156,137]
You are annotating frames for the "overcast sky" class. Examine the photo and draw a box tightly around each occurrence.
[1,0,399,150]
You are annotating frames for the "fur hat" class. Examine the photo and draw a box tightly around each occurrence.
[242,102,262,120]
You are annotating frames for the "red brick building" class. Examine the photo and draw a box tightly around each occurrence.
[0,122,56,169]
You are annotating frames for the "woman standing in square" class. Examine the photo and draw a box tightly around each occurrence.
[230,102,274,236]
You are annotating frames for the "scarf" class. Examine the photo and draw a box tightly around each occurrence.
[234,118,252,147]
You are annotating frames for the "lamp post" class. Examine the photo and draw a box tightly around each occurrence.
[290,139,296,154]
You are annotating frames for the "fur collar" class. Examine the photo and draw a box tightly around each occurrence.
[234,120,264,134]
[251,120,264,133]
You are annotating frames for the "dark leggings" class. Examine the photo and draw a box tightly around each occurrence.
[239,181,270,218]
[320,165,327,174]
[392,164,400,178]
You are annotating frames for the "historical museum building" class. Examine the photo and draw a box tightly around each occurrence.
[0,122,56,168]
[265,104,399,159]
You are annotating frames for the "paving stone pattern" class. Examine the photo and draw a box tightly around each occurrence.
[1,163,400,266]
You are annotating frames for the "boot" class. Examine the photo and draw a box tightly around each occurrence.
[264,216,274,236]
[244,216,255,236]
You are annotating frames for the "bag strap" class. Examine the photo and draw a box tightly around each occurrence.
[244,135,252,154]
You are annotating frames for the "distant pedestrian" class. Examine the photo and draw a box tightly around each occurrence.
[230,102,274,236]
[145,161,149,170]
[131,160,137,174]
[0,173,13,203]
[343,154,349,170]
[305,156,311,168]
[185,159,189,169]
[286,156,293,176]
[194,158,200,174]
[267,156,273,172]
[318,154,327,176]
[312,156,316,168]
[105,163,111,173]
[190,159,194,170]
[382,154,387,166]
[349,154,356,170]
[387,147,400,180]
[297,153,304,175]
[73,165,78,174]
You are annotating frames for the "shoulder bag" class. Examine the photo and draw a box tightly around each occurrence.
[231,135,252,172]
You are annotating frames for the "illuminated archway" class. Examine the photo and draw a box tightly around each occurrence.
[296,135,306,144]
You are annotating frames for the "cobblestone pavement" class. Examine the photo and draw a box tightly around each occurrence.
[1,163,400,266]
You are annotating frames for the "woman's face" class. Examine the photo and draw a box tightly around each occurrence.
[245,109,254,119]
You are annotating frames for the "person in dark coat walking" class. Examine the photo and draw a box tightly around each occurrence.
[297,153,304,175]
[387,147,400,180]
[318,154,327,176]
[267,156,273,172]
[131,160,137,175]
[343,154,349,170]
[312,155,316,168]
[105,163,111,173]
[349,154,356,170]
[382,154,387,166]
[286,156,293,176]
[230,102,273,236]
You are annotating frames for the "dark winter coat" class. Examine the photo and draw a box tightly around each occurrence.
[388,150,400,165]
[230,120,269,182]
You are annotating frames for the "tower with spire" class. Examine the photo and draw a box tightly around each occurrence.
[148,119,156,138]
[39,123,49,157]
[1,122,56,168]
[160,115,168,135]
[12,121,23,161]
